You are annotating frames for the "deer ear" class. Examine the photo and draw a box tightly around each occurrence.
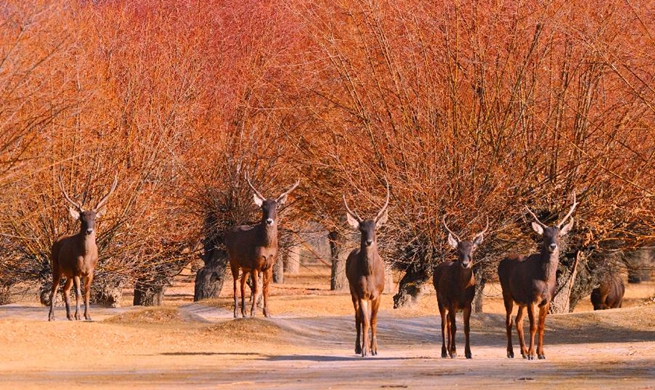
[560,218,574,236]
[531,221,544,235]
[253,193,264,207]
[473,233,484,247]
[69,207,80,220]
[447,233,459,249]
[375,209,388,228]
[96,206,107,219]
[346,212,360,229]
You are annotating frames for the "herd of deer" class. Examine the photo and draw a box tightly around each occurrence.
[48,175,625,360]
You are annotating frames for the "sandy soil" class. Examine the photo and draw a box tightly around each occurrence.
[1,266,654,389]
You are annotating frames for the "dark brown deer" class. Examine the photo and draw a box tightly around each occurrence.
[591,273,625,310]
[226,175,299,318]
[433,217,488,359]
[48,176,118,321]
[344,181,390,357]
[498,192,577,359]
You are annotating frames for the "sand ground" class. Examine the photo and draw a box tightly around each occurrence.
[1,266,654,389]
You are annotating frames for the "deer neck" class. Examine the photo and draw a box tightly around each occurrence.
[259,222,278,247]
[359,242,379,275]
[77,231,97,255]
[539,247,559,282]
[456,262,474,285]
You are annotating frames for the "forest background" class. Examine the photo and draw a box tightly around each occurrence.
[0,0,653,311]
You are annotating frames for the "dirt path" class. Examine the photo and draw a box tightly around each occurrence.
[1,296,654,389]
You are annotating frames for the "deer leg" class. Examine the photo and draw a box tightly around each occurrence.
[526,303,537,360]
[448,308,457,358]
[83,273,94,321]
[239,272,248,318]
[73,276,82,321]
[464,303,472,359]
[262,268,272,318]
[231,264,239,318]
[438,303,448,358]
[249,270,260,317]
[48,272,62,321]
[503,295,514,358]
[515,305,527,359]
[537,303,548,359]
[351,294,362,355]
[359,299,370,357]
[62,278,74,321]
[370,297,381,356]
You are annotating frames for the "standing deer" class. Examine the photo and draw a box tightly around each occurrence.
[433,217,488,359]
[226,175,299,318]
[48,176,118,321]
[498,192,577,359]
[591,273,625,310]
[344,181,390,357]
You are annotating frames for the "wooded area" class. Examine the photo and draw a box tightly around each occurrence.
[0,0,653,311]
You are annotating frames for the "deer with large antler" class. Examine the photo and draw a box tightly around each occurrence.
[48,176,118,321]
[344,180,390,357]
[225,174,299,318]
[434,216,488,359]
[498,192,577,359]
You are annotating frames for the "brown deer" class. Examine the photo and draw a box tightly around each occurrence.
[591,273,624,310]
[498,192,577,359]
[48,176,118,321]
[433,216,488,359]
[344,180,390,357]
[226,175,299,318]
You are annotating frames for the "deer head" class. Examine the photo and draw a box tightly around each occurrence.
[525,192,577,254]
[246,173,299,227]
[343,179,390,248]
[443,216,489,269]
[59,175,118,235]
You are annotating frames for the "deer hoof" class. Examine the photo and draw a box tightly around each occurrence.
[355,345,362,355]
[465,353,472,359]
[450,352,457,359]
[538,354,546,360]
[527,354,535,360]
[507,351,514,358]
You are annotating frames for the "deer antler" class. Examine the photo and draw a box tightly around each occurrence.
[473,216,490,242]
[525,205,548,229]
[343,194,363,223]
[58,176,83,211]
[93,175,118,212]
[557,191,577,229]
[245,173,266,201]
[375,178,390,223]
[276,180,300,203]
[442,215,462,243]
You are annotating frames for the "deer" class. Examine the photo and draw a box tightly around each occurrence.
[591,272,624,310]
[344,180,390,357]
[225,174,299,318]
[48,176,118,321]
[433,216,488,359]
[498,192,577,360]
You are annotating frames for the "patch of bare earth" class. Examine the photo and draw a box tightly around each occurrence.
[1,267,653,389]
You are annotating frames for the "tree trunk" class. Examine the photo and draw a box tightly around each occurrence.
[0,284,11,305]
[624,247,653,283]
[273,254,284,284]
[550,251,581,314]
[133,280,165,306]
[473,270,486,313]
[194,244,229,301]
[393,264,431,308]
[284,243,302,275]
[329,230,348,291]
